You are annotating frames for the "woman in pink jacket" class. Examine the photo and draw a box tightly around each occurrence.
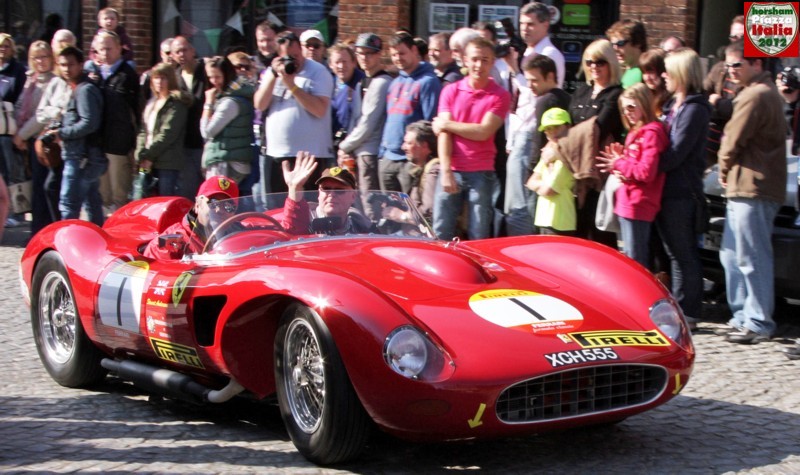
[597,83,669,267]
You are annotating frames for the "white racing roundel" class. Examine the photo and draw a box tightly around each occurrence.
[469,289,583,335]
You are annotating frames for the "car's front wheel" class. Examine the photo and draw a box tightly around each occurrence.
[275,303,371,465]
[30,251,106,387]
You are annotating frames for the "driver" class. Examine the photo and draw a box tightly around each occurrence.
[144,176,239,259]
[281,151,372,235]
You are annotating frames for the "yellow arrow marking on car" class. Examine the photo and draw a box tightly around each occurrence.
[672,374,683,395]
[468,403,486,428]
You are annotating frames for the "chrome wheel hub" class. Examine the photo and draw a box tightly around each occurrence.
[38,271,76,364]
[283,319,325,433]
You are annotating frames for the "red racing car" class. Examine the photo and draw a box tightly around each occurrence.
[20,191,695,465]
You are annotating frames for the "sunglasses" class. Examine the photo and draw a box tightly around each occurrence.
[277,33,299,45]
[622,103,639,111]
[304,42,323,49]
[319,187,350,196]
[725,61,743,69]
[585,59,609,67]
[208,198,236,213]
[610,39,629,48]
[235,63,252,71]
[728,34,743,41]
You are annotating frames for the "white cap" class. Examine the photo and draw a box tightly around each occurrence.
[299,29,325,45]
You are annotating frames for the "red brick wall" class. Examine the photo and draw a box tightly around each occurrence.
[338,0,411,63]
[81,0,154,73]
[619,0,699,49]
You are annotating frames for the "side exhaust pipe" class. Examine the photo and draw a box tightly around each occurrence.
[101,359,245,404]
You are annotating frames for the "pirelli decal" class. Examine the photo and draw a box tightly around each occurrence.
[567,329,670,348]
[150,338,205,369]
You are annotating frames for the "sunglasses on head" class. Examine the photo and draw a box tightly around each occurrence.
[585,59,608,67]
[610,39,629,48]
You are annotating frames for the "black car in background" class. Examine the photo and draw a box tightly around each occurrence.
[700,152,800,300]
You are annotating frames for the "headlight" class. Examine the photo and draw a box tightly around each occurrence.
[383,326,455,381]
[649,299,687,345]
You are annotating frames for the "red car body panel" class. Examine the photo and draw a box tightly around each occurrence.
[20,197,694,442]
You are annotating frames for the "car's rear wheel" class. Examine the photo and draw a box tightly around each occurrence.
[275,303,371,465]
[31,251,106,387]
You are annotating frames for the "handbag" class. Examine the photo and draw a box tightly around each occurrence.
[34,130,63,169]
[595,173,621,233]
[0,101,17,136]
[9,180,32,214]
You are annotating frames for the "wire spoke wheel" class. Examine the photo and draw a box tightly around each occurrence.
[283,318,325,433]
[38,271,78,364]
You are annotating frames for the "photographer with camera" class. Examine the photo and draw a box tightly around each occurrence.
[255,30,333,196]
[504,2,565,236]
[776,66,800,156]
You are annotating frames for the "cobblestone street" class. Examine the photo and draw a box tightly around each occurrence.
[1,233,799,473]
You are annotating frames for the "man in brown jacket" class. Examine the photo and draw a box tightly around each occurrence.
[717,40,787,344]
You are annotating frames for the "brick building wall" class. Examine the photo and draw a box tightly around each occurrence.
[619,0,699,49]
[81,0,154,73]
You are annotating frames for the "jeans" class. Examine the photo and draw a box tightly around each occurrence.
[178,148,203,200]
[379,158,415,193]
[59,148,108,226]
[358,154,381,219]
[720,197,780,336]
[655,197,703,321]
[26,139,54,235]
[156,169,180,196]
[504,130,537,236]
[619,216,652,269]
[44,166,62,223]
[0,135,25,184]
[433,170,496,241]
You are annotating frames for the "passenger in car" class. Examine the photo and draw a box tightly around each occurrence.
[281,151,371,235]
[143,175,239,259]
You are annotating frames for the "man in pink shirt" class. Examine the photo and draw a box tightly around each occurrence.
[432,37,510,240]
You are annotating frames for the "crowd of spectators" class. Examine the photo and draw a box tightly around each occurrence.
[0,5,798,354]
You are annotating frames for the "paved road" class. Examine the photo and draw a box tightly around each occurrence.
[1,227,799,474]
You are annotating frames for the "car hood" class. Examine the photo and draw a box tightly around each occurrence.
[267,236,673,356]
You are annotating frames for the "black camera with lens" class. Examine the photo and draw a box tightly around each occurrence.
[40,120,61,145]
[494,17,527,60]
[780,66,800,92]
[280,55,298,75]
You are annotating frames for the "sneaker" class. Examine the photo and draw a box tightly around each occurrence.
[726,329,769,344]
[4,217,20,228]
[783,345,800,360]
[713,325,740,336]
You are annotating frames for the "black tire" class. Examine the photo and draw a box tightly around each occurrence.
[30,251,106,387]
[274,303,371,465]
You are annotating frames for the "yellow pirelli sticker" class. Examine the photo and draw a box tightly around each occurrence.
[567,329,670,348]
[150,338,205,369]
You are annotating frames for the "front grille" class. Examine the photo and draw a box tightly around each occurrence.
[496,365,667,423]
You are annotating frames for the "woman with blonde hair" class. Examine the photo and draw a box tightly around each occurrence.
[568,39,625,247]
[597,83,668,267]
[654,47,711,329]
[135,63,192,197]
[34,29,77,226]
[11,40,57,234]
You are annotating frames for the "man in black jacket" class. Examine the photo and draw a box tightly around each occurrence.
[171,36,207,200]
[88,29,140,213]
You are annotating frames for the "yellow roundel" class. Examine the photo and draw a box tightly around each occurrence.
[330,167,343,176]
[469,289,583,334]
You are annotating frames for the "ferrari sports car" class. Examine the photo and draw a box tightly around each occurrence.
[20,191,694,465]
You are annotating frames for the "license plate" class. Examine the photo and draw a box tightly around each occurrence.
[702,230,722,251]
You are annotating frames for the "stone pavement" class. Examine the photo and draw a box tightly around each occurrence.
[1,227,799,473]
